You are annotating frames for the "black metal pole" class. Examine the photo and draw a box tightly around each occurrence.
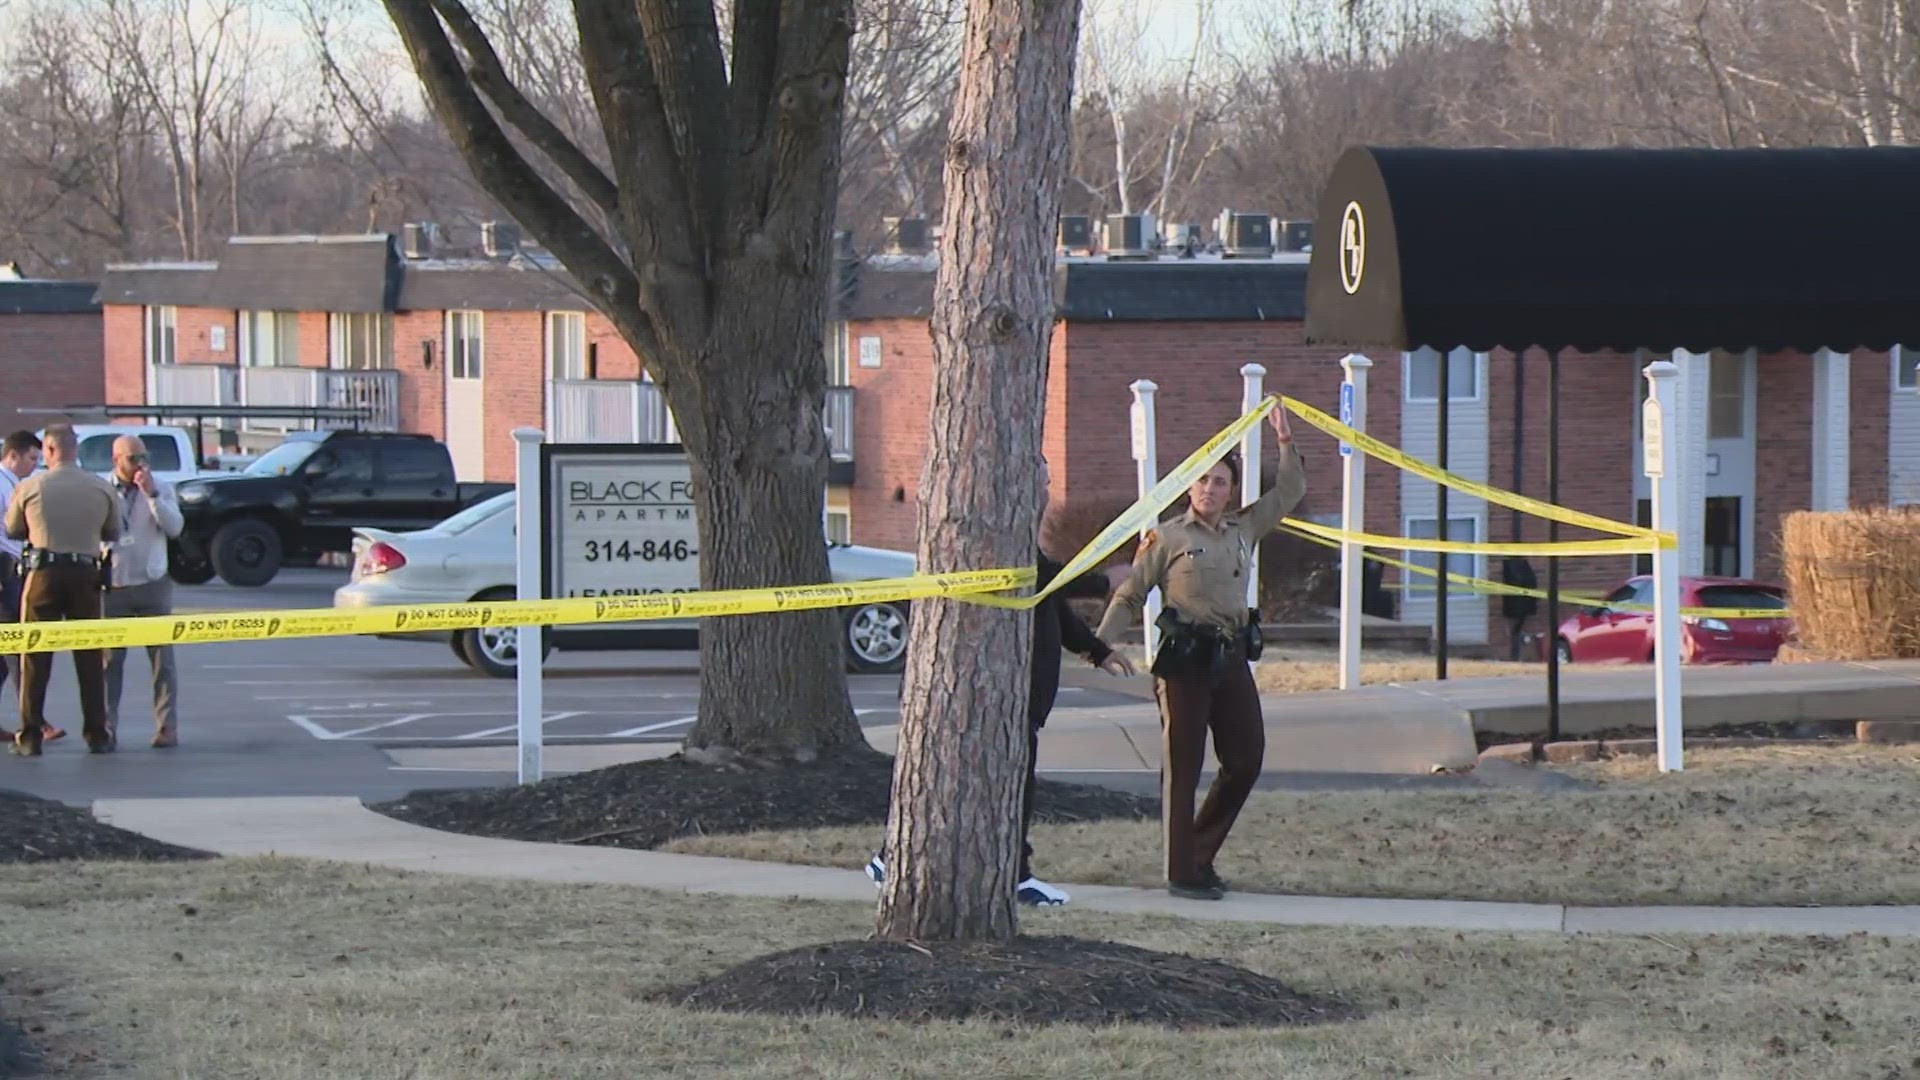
[1546,349,1562,741]
[1436,348,1449,680]
[1511,351,1526,660]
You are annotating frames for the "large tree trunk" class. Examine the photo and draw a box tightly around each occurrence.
[678,292,867,761]
[876,0,1084,943]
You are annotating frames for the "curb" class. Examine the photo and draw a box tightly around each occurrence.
[1477,727,1900,765]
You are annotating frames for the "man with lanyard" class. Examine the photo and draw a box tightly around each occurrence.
[5,423,120,756]
[105,435,185,748]
[0,432,61,743]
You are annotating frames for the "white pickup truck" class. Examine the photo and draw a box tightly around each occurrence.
[48,425,247,485]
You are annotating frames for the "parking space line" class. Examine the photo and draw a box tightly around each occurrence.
[330,714,434,739]
[606,716,695,737]
[453,712,587,740]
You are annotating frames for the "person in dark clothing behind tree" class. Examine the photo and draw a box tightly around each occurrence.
[868,455,1136,906]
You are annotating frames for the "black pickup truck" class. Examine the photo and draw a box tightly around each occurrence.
[169,432,512,587]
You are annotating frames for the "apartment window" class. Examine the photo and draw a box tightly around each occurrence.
[547,312,587,381]
[240,311,300,367]
[330,312,393,370]
[1404,346,1481,402]
[145,305,177,366]
[447,311,484,379]
[1895,345,1918,391]
[1708,349,1746,438]
[1403,515,1481,589]
[826,509,852,545]
[825,320,850,385]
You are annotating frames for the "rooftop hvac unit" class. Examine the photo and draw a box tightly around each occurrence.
[1103,213,1156,259]
[1058,215,1093,254]
[1162,221,1203,258]
[1217,211,1273,258]
[884,216,931,254]
[481,221,521,258]
[1277,219,1315,253]
[401,222,439,259]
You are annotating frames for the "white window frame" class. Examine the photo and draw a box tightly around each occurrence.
[1402,346,1484,403]
[826,320,850,385]
[1401,513,1484,590]
[330,312,393,371]
[1894,345,1917,392]
[240,311,301,368]
[825,508,852,545]
[446,310,485,380]
[145,305,178,366]
[546,311,588,381]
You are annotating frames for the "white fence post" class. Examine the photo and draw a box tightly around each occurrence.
[1643,361,1685,772]
[1240,364,1266,672]
[1338,353,1373,691]
[514,426,546,785]
[1129,380,1161,663]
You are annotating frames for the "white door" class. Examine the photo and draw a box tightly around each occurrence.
[445,310,487,480]
[1633,349,1756,578]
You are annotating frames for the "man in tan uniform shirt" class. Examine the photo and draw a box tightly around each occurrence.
[1096,407,1305,899]
[5,424,121,755]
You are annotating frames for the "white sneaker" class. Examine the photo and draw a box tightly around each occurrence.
[865,852,885,888]
[1016,877,1070,906]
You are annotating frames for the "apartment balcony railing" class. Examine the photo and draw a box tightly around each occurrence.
[549,381,853,460]
[146,364,401,433]
[239,368,401,432]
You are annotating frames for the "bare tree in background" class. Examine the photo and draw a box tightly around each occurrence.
[94,0,287,259]
[877,0,1082,943]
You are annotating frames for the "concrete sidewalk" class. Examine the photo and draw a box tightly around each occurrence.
[93,797,1920,938]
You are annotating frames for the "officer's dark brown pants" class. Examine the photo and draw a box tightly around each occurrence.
[1154,645,1264,885]
[19,564,109,744]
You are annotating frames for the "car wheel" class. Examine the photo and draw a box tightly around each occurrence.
[845,600,909,674]
[1554,637,1574,665]
[459,590,553,678]
[210,519,283,588]
[168,549,216,586]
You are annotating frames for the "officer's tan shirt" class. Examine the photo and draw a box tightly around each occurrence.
[4,464,121,556]
[1096,445,1306,640]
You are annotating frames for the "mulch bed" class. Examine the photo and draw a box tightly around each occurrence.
[375,753,1157,850]
[1472,719,1856,752]
[0,790,213,865]
[654,935,1354,1028]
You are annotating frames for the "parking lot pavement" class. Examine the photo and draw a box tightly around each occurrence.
[4,569,1139,804]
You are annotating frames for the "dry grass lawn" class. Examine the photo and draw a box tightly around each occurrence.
[4,859,1918,1079]
[671,744,1920,906]
[1104,643,1542,694]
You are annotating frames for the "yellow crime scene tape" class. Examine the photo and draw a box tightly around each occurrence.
[1278,396,1676,550]
[0,398,1278,654]
[5,390,1769,655]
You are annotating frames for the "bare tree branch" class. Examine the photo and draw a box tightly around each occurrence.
[382,0,649,348]
[424,0,620,215]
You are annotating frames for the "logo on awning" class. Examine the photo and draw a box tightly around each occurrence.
[1339,201,1366,294]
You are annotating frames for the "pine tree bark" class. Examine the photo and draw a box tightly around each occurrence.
[876,0,1084,943]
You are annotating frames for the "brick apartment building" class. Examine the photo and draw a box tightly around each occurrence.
[95,228,1912,650]
[0,265,104,435]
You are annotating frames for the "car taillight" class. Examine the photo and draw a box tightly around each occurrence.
[358,542,406,577]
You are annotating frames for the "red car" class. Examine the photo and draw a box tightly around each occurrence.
[1554,575,1792,665]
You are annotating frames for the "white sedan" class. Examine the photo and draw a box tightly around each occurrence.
[332,492,919,677]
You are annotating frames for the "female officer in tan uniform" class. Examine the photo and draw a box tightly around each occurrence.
[1095,407,1304,900]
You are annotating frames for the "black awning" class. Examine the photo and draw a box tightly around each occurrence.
[1304,145,1920,354]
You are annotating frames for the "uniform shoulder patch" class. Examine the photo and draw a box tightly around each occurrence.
[1138,530,1159,552]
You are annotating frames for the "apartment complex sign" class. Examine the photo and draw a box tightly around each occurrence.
[541,445,701,603]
